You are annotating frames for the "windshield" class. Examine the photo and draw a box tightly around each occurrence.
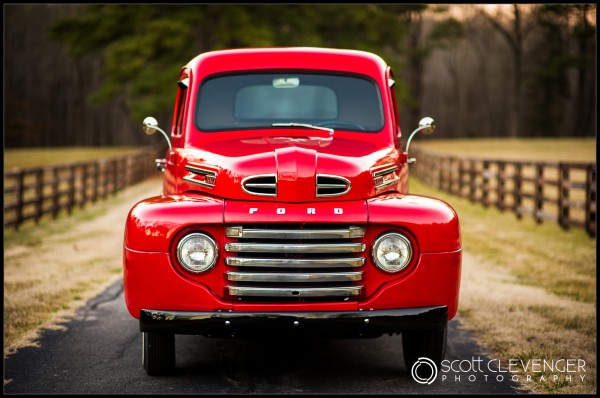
[195,73,384,132]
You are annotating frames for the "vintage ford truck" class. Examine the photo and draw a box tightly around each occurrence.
[123,47,462,375]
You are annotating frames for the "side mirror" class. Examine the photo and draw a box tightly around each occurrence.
[405,116,435,164]
[142,116,171,150]
[143,116,159,135]
[418,116,435,135]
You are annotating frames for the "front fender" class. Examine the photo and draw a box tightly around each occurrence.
[367,193,461,253]
[124,194,224,252]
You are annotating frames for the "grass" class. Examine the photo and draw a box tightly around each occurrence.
[411,176,595,302]
[413,137,596,162]
[3,176,163,357]
[410,175,596,393]
[4,146,143,170]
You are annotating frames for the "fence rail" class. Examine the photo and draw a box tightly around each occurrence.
[410,147,596,238]
[4,146,162,230]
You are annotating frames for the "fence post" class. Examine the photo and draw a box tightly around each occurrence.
[35,168,44,223]
[15,170,25,230]
[103,160,110,198]
[482,160,490,207]
[112,159,119,195]
[92,162,99,203]
[67,164,76,214]
[586,164,596,237]
[497,161,506,212]
[513,163,523,219]
[458,159,465,197]
[469,159,476,202]
[52,167,60,219]
[436,155,443,190]
[448,157,457,195]
[81,163,88,208]
[534,164,544,224]
[558,163,570,230]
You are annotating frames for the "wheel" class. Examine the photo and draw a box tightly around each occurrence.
[402,324,447,370]
[142,332,175,375]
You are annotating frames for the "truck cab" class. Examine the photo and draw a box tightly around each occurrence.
[123,47,461,376]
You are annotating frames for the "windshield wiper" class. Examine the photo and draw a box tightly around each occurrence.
[272,123,334,138]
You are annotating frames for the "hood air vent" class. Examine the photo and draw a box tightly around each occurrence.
[316,174,351,197]
[242,174,277,197]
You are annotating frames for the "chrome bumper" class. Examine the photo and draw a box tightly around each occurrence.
[139,306,448,338]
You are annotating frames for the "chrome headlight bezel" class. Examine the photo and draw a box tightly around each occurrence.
[176,232,218,273]
[371,232,413,273]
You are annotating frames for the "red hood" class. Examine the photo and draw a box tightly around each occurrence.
[176,133,400,202]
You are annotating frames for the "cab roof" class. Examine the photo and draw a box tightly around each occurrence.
[185,47,389,79]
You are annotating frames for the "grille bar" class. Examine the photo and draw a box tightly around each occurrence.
[226,226,365,239]
[226,271,363,283]
[225,257,365,268]
[225,242,365,253]
[228,286,362,298]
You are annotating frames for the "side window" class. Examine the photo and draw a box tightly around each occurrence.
[171,77,189,136]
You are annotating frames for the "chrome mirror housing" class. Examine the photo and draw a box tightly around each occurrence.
[418,117,435,135]
[405,116,435,164]
[143,116,159,135]
[142,116,171,150]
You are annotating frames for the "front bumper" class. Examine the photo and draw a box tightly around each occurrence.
[140,305,448,338]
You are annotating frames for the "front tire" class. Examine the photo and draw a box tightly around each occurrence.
[402,324,447,370]
[142,332,175,375]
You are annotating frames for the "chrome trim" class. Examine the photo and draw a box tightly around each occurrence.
[375,177,400,190]
[241,174,277,197]
[225,226,365,239]
[183,176,215,189]
[184,165,217,189]
[226,271,362,283]
[225,242,366,253]
[227,286,362,297]
[373,165,398,177]
[316,174,351,197]
[226,257,365,268]
[372,164,400,190]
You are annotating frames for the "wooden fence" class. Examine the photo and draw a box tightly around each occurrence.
[410,147,596,238]
[4,146,163,230]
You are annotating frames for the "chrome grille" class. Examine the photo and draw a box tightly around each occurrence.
[242,174,277,197]
[316,175,351,197]
[224,225,365,301]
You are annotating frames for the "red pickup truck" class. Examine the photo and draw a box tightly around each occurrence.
[123,47,462,375]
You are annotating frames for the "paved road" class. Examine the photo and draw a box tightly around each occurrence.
[4,280,519,395]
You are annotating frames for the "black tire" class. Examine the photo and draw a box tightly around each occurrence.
[142,332,175,375]
[402,324,447,370]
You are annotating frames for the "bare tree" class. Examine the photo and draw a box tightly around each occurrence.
[480,4,538,137]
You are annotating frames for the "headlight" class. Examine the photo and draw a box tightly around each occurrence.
[372,233,412,273]
[176,233,218,273]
